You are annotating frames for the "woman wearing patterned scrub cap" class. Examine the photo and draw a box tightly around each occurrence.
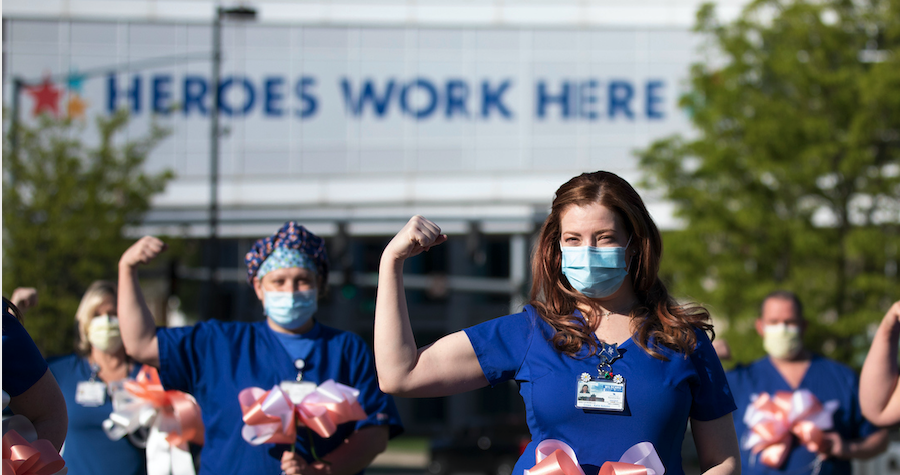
[116,222,403,475]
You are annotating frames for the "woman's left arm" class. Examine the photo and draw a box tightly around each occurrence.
[691,414,741,475]
[281,425,390,475]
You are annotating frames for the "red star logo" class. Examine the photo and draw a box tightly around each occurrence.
[25,78,62,117]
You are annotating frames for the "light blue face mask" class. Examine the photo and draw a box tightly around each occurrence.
[560,235,633,299]
[264,289,318,330]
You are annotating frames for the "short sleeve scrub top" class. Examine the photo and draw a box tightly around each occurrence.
[464,305,736,475]
[157,319,403,475]
[47,354,146,475]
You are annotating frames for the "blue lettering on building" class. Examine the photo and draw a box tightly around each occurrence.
[183,75,208,116]
[645,80,665,119]
[107,74,141,113]
[341,78,395,117]
[295,77,317,119]
[445,79,469,118]
[340,78,513,120]
[535,79,666,121]
[536,81,572,119]
[152,75,173,115]
[264,76,285,117]
[481,80,512,119]
[218,77,255,117]
[399,79,438,119]
[608,81,634,119]
[104,74,665,122]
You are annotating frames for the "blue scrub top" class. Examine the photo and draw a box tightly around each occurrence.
[464,305,736,475]
[47,354,146,475]
[157,319,403,475]
[3,312,48,397]
[727,356,879,475]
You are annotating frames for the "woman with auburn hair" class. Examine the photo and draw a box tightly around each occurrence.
[375,171,739,475]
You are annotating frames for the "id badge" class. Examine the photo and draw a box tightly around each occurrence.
[575,380,625,411]
[280,381,317,404]
[76,380,107,407]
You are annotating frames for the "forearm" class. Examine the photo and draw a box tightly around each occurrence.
[700,458,739,475]
[117,262,160,366]
[373,257,421,394]
[860,310,900,425]
[10,370,68,451]
[844,430,889,460]
[310,426,390,475]
[693,415,741,475]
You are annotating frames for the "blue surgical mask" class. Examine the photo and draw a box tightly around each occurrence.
[264,290,317,330]
[560,236,632,299]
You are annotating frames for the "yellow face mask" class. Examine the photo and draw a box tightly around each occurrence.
[88,315,123,353]
[762,323,802,359]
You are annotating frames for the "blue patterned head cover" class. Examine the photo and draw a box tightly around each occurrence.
[244,222,329,285]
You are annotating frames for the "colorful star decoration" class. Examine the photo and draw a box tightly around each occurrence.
[25,77,62,117]
[67,94,88,119]
[66,71,86,94]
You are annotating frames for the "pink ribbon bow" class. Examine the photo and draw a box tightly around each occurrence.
[2,430,66,475]
[239,380,367,446]
[742,389,838,468]
[525,440,664,475]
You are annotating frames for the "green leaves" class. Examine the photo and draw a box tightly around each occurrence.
[640,0,900,367]
[2,110,173,356]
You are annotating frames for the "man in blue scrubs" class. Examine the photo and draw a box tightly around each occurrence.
[726,291,887,475]
[117,222,402,475]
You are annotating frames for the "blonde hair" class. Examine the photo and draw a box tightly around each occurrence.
[74,280,117,355]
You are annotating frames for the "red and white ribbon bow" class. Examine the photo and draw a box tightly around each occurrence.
[238,379,367,446]
[741,389,838,468]
[525,440,664,475]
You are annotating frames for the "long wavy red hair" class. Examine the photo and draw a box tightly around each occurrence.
[529,171,713,360]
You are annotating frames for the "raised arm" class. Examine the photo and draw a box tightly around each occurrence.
[117,236,168,367]
[860,300,900,426]
[374,216,489,397]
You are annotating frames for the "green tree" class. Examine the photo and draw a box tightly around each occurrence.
[3,110,174,357]
[638,0,900,367]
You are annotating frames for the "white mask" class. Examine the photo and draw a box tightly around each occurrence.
[762,323,802,359]
[88,314,123,353]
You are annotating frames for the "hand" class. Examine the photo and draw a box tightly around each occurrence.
[281,450,310,475]
[10,287,38,313]
[814,432,848,459]
[119,236,168,270]
[881,300,900,335]
[383,216,448,262]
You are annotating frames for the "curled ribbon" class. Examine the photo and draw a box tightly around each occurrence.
[239,379,367,446]
[103,365,204,475]
[525,440,664,475]
[2,430,66,475]
[742,389,838,468]
[2,390,66,475]
[239,386,297,445]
